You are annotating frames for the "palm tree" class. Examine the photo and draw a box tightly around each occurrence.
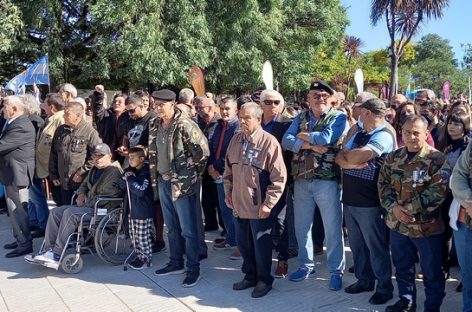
[343,36,364,98]
[371,0,449,99]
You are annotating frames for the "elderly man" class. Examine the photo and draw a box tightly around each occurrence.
[28,143,123,269]
[195,96,222,232]
[177,88,196,119]
[148,89,209,288]
[282,80,346,290]
[335,98,396,305]
[59,83,77,103]
[207,97,240,258]
[49,102,102,206]
[258,89,294,278]
[225,102,287,298]
[0,96,36,257]
[378,115,447,312]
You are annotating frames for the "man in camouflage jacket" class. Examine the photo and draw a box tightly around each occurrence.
[148,89,209,288]
[378,115,447,312]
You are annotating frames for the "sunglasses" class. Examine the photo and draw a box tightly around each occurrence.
[127,108,136,113]
[313,93,330,100]
[264,100,281,106]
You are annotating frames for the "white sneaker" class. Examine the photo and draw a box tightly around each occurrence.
[34,251,57,263]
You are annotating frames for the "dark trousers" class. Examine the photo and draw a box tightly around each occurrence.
[390,230,445,310]
[58,188,76,207]
[235,215,276,286]
[344,205,393,294]
[4,185,32,248]
[200,171,223,230]
[273,189,289,261]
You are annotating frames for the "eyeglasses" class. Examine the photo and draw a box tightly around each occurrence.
[414,98,427,105]
[313,93,330,100]
[127,108,136,113]
[263,100,281,106]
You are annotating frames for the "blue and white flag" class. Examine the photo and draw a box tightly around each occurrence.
[5,71,26,94]
[24,54,49,85]
[5,54,49,93]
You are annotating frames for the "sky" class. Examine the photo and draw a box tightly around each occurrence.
[341,0,471,63]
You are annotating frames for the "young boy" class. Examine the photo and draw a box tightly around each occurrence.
[120,147,155,270]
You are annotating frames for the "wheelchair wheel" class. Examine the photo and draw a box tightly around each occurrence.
[61,253,84,274]
[95,208,133,265]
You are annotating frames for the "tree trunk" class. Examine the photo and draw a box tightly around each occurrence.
[389,54,399,100]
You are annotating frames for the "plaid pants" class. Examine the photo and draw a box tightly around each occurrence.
[129,218,153,261]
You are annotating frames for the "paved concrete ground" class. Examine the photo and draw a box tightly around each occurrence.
[0,213,463,312]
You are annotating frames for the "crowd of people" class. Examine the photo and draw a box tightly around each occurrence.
[0,80,470,311]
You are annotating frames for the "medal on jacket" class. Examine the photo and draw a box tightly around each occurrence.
[412,168,429,188]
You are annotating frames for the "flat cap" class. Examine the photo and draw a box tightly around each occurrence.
[359,98,387,113]
[93,143,111,155]
[151,89,176,101]
[309,80,335,94]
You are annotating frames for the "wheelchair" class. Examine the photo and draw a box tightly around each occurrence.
[32,195,133,274]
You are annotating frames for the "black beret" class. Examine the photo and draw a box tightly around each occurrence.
[151,89,176,101]
[309,80,335,94]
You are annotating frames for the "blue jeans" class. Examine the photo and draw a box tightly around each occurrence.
[28,178,49,230]
[344,205,393,294]
[216,182,236,246]
[235,215,276,285]
[158,177,200,273]
[390,230,445,310]
[293,178,345,274]
[454,222,472,312]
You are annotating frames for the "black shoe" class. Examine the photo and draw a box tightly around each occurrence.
[182,271,201,288]
[233,279,257,291]
[152,240,166,253]
[348,265,355,273]
[128,258,150,270]
[6,246,33,258]
[385,299,416,312]
[344,281,374,294]
[369,292,393,305]
[154,264,185,276]
[31,228,45,238]
[456,281,463,293]
[251,281,272,298]
[4,241,18,250]
[199,254,208,261]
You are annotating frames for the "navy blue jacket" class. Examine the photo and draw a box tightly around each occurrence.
[207,117,240,174]
[119,163,154,219]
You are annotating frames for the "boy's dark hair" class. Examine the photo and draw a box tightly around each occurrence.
[128,147,146,158]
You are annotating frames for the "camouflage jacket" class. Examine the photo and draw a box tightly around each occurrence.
[282,108,345,181]
[148,109,209,201]
[450,140,472,229]
[378,144,447,237]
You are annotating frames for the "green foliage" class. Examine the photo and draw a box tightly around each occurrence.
[1,0,348,93]
[0,0,22,53]
[411,34,457,94]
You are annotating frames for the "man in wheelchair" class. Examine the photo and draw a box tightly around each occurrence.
[27,143,123,268]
